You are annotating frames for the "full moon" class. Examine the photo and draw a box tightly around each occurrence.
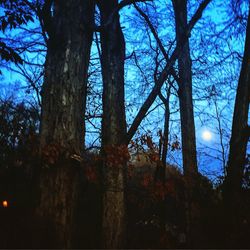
[202,130,212,141]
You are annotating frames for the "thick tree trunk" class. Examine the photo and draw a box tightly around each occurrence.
[37,1,94,248]
[98,1,127,248]
[224,8,250,198]
[172,0,198,176]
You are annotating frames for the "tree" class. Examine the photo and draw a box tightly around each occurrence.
[122,1,212,197]
[97,1,128,248]
[36,0,94,248]
[3,0,250,248]
[172,0,198,176]
[128,1,210,144]
[157,85,171,178]
[224,5,250,198]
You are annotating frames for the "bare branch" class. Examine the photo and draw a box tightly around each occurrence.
[126,0,212,144]
[94,0,152,31]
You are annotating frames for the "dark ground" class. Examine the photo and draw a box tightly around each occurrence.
[0,163,250,249]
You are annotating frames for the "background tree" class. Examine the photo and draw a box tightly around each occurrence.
[172,0,197,176]
[224,4,250,199]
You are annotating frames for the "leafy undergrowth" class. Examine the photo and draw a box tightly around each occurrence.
[0,154,250,249]
[0,101,249,248]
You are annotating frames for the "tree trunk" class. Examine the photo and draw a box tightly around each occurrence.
[155,88,171,182]
[172,0,198,176]
[98,1,127,248]
[161,88,171,167]
[224,7,250,198]
[37,1,94,248]
[172,1,198,246]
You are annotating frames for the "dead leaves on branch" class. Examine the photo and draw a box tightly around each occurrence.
[103,144,130,167]
[41,142,84,167]
[130,135,160,165]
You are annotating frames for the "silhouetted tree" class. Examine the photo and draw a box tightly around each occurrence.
[37,0,94,248]
[97,0,127,247]
[224,5,250,198]
[172,0,198,176]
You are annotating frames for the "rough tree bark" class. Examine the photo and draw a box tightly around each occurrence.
[37,1,94,248]
[224,7,250,198]
[98,0,127,248]
[172,0,198,176]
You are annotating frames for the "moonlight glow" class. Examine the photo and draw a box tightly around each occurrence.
[202,130,212,141]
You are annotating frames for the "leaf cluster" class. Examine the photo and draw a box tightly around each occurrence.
[0,0,34,67]
[0,0,34,32]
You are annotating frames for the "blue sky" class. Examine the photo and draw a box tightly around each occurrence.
[1,0,249,182]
